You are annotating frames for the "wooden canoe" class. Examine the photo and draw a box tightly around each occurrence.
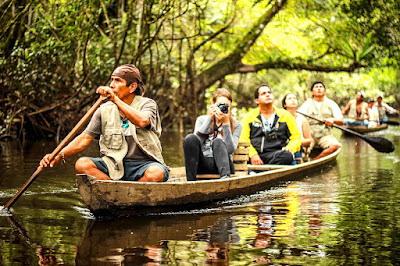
[76,148,341,216]
[344,124,388,134]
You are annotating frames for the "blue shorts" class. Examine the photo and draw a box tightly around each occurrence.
[89,158,169,182]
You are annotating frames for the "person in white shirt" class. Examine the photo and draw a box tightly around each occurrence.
[375,95,400,124]
[367,98,379,128]
[298,81,344,160]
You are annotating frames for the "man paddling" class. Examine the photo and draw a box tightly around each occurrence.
[40,64,169,182]
[298,81,344,160]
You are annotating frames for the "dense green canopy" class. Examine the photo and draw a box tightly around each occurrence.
[1,0,399,139]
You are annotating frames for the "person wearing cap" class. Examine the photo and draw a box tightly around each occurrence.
[375,95,400,124]
[367,98,379,127]
[342,91,369,126]
[298,81,344,160]
[39,64,169,182]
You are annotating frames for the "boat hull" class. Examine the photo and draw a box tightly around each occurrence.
[344,124,388,133]
[76,149,340,216]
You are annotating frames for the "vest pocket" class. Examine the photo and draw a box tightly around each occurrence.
[102,128,123,150]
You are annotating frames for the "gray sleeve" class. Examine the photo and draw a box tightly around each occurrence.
[222,120,242,154]
[83,108,101,138]
[140,99,158,130]
[383,102,397,113]
[194,116,213,136]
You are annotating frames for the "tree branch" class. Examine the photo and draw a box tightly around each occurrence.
[238,61,366,73]
[193,14,236,53]
[196,0,288,89]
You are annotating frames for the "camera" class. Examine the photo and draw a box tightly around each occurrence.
[264,128,278,141]
[217,103,229,114]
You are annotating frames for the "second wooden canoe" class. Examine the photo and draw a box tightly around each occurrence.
[344,124,388,134]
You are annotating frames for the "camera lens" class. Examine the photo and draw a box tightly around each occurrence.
[218,103,229,114]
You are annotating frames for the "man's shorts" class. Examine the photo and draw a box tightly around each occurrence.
[311,135,341,150]
[89,158,169,182]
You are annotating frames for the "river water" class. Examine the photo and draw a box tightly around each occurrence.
[0,127,400,265]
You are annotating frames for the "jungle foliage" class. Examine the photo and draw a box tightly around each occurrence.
[1,0,399,139]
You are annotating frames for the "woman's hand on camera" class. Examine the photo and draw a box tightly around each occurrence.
[215,108,230,125]
[207,105,218,119]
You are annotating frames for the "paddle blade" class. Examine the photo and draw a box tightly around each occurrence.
[385,121,400,126]
[364,136,395,153]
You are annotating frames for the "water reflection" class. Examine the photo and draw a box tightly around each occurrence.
[1,129,400,264]
[5,216,62,265]
[75,214,231,264]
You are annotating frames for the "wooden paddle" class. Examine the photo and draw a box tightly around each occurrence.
[385,120,400,126]
[297,111,395,153]
[2,95,108,211]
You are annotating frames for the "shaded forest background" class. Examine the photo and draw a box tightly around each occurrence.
[1,0,400,140]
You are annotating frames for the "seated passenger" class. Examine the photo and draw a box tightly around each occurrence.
[375,95,400,124]
[239,85,301,165]
[183,88,242,181]
[282,93,312,161]
[367,98,379,128]
[342,90,369,126]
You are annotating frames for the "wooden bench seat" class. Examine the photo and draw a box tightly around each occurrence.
[196,142,250,179]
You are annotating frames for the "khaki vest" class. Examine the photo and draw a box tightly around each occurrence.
[376,104,387,119]
[348,99,368,119]
[305,98,334,139]
[99,96,165,180]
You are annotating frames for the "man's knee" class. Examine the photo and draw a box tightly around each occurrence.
[75,157,95,174]
[280,151,294,164]
[142,165,165,182]
[328,144,340,152]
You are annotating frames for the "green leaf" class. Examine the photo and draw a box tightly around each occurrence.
[358,33,375,60]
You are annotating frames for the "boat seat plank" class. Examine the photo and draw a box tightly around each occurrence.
[248,164,292,171]
[234,164,249,171]
[233,154,249,161]
[234,148,249,154]
[196,174,221,179]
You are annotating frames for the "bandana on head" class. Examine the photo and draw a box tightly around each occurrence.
[112,64,145,95]
[112,64,141,84]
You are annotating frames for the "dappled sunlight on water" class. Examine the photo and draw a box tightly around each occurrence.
[0,127,400,264]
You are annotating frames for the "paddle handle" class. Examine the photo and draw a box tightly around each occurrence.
[296,111,365,139]
[46,96,107,162]
[3,96,107,210]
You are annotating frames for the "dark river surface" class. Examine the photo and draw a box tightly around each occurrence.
[1,127,400,265]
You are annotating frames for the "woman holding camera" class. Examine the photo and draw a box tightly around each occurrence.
[183,88,242,181]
